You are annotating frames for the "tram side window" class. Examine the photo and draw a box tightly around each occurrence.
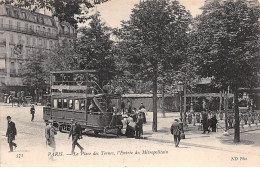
[68,99,73,110]
[79,99,85,110]
[75,99,80,110]
[58,99,62,108]
[53,99,57,108]
[63,99,68,109]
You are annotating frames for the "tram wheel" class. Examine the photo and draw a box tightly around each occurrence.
[94,130,99,135]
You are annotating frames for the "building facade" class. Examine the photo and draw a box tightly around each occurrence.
[0,4,76,101]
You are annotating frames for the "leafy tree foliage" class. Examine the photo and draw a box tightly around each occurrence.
[116,0,191,131]
[192,0,260,142]
[20,49,49,102]
[72,13,117,86]
[47,41,78,72]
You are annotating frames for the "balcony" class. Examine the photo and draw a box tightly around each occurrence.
[10,69,20,77]
[60,31,77,38]
[0,38,6,46]
[0,24,59,40]
[0,69,7,75]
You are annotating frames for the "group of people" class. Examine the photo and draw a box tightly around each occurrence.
[5,115,84,160]
[45,119,84,159]
[201,113,218,134]
[123,102,147,139]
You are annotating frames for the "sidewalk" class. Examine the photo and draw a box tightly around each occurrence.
[143,112,260,156]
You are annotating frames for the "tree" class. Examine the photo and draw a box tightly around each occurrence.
[47,41,78,71]
[73,13,117,87]
[1,0,109,28]
[116,0,191,132]
[21,49,49,102]
[193,0,260,143]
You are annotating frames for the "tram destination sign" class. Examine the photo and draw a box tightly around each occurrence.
[51,85,87,90]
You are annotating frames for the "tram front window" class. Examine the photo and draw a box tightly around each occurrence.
[53,99,57,108]
[58,99,62,108]
[75,99,80,110]
[68,99,73,109]
[79,99,85,110]
[63,99,68,109]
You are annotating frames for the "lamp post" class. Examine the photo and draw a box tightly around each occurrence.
[176,81,184,120]
[176,81,185,139]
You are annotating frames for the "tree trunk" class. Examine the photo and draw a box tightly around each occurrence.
[152,69,158,132]
[183,82,187,125]
[224,91,228,131]
[162,84,165,118]
[234,87,240,143]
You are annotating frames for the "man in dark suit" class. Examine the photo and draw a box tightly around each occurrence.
[68,119,84,154]
[30,105,35,121]
[170,119,182,147]
[139,102,145,110]
[6,116,17,152]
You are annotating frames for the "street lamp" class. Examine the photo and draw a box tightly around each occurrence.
[176,81,184,120]
[176,81,185,139]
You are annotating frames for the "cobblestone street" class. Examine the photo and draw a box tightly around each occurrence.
[1,103,260,166]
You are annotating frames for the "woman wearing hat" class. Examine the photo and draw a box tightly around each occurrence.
[45,120,57,159]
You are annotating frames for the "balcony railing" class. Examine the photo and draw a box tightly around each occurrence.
[60,31,77,38]
[0,38,6,45]
[0,69,7,74]
[0,24,59,40]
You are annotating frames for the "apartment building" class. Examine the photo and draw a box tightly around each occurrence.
[0,4,76,101]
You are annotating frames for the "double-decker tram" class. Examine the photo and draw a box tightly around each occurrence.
[43,70,123,135]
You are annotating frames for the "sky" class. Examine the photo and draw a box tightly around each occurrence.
[78,0,206,28]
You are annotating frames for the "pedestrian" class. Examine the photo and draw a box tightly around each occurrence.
[30,105,35,121]
[68,119,84,154]
[209,115,218,132]
[135,113,144,139]
[201,112,210,134]
[6,116,17,152]
[121,100,125,114]
[139,102,145,110]
[170,119,182,147]
[45,120,57,159]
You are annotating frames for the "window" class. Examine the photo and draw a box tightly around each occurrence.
[75,99,80,110]
[63,99,68,109]
[53,99,57,108]
[22,12,26,18]
[49,40,52,48]
[68,99,73,110]
[17,22,20,30]
[37,26,40,32]
[6,8,9,15]
[9,20,12,29]
[58,99,62,108]
[18,63,22,71]
[0,18,3,28]
[32,38,35,46]
[30,25,34,32]
[79,99,85,110]
[13,10,18,18]
[18,35,21,44]
[38,38,42,46]
[25,23,28,31]
[26,36,30,46]
[10,34,13,43]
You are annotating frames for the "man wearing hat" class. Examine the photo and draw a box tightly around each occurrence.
[45,119,57,158]
[139,102,145,110]
[68,119,84,154]
[170,119,182,147]
[6,116,17,152]
[30,105,35,121]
